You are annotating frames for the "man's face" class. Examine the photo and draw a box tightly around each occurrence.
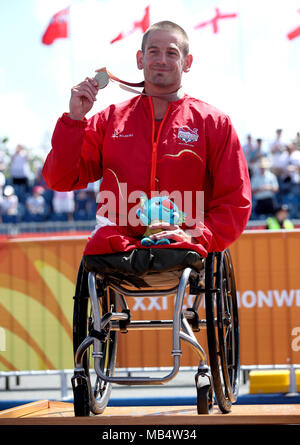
[136,29,192,92]
[276,210,288,222]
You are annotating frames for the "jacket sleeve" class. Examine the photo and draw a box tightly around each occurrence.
[193,114,252,252]
[42,113,104,191]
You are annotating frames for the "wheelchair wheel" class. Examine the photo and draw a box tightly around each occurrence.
[73,374,91,416]
[195,370,214,414]
[205,250,240,413]
[196,385,213,414]
[72,262,118,415]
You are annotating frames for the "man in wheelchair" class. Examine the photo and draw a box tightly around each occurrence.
[43,21,251,416]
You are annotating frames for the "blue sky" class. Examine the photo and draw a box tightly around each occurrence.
[1,0,300,156]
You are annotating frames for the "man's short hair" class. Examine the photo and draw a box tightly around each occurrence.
[141,21,189,56]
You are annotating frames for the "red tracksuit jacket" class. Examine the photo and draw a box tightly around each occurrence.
[42,94,252,257]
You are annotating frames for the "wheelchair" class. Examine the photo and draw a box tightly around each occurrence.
[71,247,240,416]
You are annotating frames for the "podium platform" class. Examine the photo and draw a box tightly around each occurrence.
[0,400,300,425]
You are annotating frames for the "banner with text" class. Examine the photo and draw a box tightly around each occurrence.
[0,230,299,371]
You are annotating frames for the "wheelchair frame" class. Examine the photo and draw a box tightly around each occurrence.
[72,249,240,416]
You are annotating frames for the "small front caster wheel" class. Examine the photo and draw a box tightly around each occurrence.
[72,379,91,417]
[196,384,214,414]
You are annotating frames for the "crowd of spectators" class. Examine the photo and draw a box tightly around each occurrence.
[0,143,98,224]
[0,129,300,227]
[244,129,300,221]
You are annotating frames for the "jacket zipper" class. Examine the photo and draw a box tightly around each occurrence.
[148,97,170,192]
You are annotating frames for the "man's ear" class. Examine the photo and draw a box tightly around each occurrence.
[183,54,193,73]
[136,50,144,70]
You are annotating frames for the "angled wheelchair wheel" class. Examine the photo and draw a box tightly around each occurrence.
[72,262,118,415]
[205,250,240,413]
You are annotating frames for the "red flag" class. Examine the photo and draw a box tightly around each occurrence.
[194,8,238,34]
[287,9,300,40]
[42,7,69,45]
[287,27,300,40]
[110,6,150,44]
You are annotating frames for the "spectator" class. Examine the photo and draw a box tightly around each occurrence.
[1,185,19,222]
[25,186,47,221]
[251,157,279,216]
[248,138,265,175]
[84,180,100,202]
[10,144,30,188]
[33,165,48,189]
[74,190,94,220]
[269,129,286,175]
[52,191,75,221]
[242,134,255,178]
[0,171,5,189]
[33,165,54,209]
[274,143,299,183]
[242,134,254,162]
[0,149,9,173]
[266,204,294,230]
[285,143,300,185]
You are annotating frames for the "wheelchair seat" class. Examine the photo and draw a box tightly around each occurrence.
[82,248,204,290]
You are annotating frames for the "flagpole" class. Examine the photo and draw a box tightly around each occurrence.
[68,2,76,86]
[237,0,246,140]
[237,0,245,83]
